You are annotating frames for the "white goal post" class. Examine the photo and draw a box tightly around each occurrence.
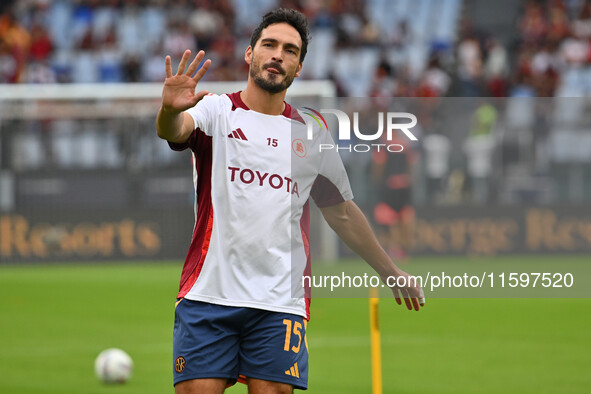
[0,80,335,101]
[0,80,339,262]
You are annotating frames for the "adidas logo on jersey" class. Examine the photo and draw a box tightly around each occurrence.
[284,362,300,378]
[227,128,248,141]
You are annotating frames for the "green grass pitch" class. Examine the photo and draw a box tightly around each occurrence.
[1,258,590,393]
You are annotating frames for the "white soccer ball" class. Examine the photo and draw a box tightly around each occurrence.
[94,348,133,384]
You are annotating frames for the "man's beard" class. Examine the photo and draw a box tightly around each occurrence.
[250,58,296,94]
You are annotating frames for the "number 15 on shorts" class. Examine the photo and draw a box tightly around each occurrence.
[283,319,306,353]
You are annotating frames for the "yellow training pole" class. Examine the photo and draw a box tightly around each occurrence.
[369,287,383,394]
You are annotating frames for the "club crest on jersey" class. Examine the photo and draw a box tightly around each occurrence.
[292,139,307,158]
[227,128,248,141]
[228,166,300,197]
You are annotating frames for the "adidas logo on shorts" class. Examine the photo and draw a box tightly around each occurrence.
[284,362,300,378]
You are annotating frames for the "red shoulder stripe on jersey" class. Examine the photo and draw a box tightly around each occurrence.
[227,91,249,111]
[178,133,214,298]
[283,102,306,124]
[301,200,312,320]
[179,206,213,298]
[168,127,208,152]
[310,175,346,208]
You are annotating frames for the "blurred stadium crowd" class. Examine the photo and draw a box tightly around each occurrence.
[3,0,591,97]
[0,0,460,97]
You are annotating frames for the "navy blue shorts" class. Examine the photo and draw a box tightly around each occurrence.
[173,299,308,390]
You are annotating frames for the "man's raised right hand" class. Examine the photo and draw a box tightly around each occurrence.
[161,49,212,114]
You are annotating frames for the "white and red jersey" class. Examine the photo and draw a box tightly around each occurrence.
[168,92,352,319]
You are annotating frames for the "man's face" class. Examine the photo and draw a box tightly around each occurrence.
[247,23,303,94]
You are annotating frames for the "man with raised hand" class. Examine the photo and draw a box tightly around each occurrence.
[156,8,424,394]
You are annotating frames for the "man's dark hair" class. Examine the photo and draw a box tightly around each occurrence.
[250,8,311,63]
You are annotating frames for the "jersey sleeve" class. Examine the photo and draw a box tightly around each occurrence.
[310,130,354,208]
[167,94,217,153]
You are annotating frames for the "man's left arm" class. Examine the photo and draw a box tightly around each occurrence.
[320,200,425,311]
